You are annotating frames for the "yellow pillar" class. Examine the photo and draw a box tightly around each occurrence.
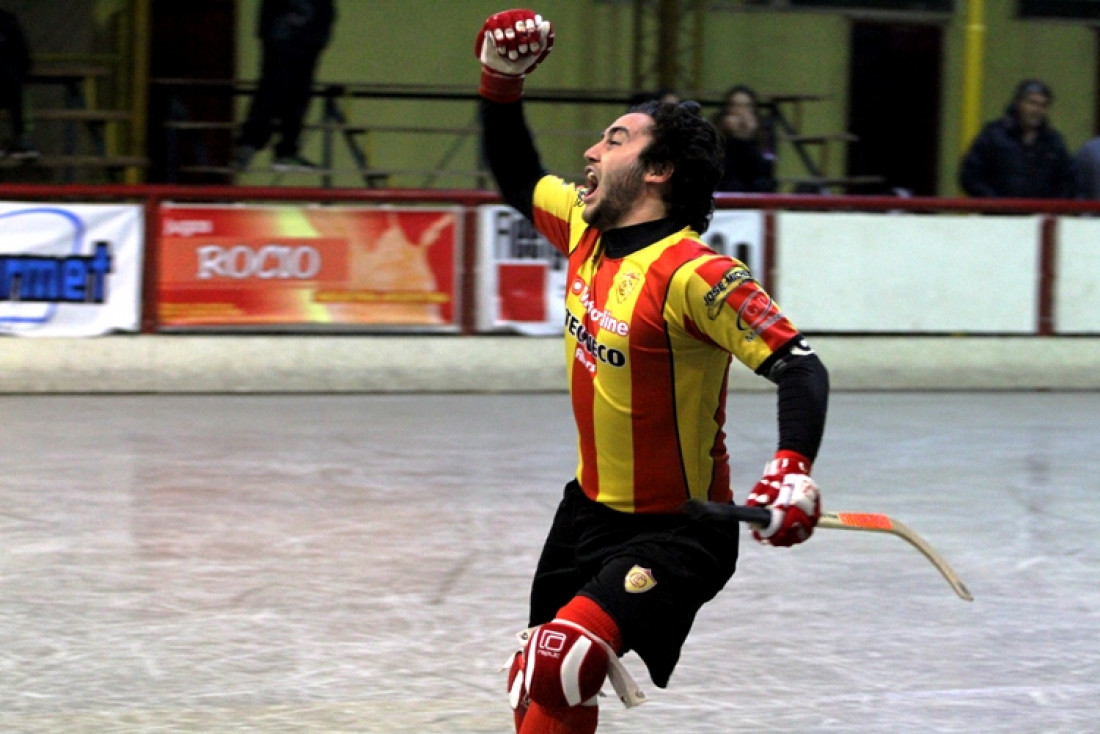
[960,0,985,156]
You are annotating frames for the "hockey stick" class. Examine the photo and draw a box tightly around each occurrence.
[686,502,973,602]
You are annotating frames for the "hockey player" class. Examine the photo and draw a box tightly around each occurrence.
[475,9,829,733]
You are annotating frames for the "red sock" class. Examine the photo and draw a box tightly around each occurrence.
[557,595,622,654]
[518,700,598,734]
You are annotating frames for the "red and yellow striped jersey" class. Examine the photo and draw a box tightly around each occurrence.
[532,174,801,514]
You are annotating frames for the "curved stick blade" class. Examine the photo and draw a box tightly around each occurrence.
[819,512,974,602]
[682,502,973,601]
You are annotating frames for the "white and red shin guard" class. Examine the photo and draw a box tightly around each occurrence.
[525,620,609,709]
[510,623,604,733]
[507,597,626,734]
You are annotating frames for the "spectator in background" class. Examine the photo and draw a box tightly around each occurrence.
[713,85,776,193]
[0,9,38,161]
[235,0,335,173]
[959,79,1075,199]
[1074,136,1100,199]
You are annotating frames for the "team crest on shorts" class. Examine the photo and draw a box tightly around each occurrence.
[624,565,657,593]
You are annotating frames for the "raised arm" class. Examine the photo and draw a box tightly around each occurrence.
[475,9,555,219]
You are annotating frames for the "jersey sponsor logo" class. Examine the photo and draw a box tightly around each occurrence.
[566,278,629,374]
[703,266,755,319]
[736,290,784,337]
[565,311,627,374]
[624,565,657,594]
[574,281,630,337]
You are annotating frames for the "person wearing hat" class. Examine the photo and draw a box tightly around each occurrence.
[959,79,1076,199]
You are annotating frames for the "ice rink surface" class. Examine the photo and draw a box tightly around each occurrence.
[1,391,1098,733]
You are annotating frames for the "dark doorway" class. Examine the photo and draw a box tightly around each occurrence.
[846,22,943,196]
[147,0,236,183]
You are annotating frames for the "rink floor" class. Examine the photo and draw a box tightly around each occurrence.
[1,392,1098,733]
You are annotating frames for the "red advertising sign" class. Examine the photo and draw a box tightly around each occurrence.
[157,205,460,330]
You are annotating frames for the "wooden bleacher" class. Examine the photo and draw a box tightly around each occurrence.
[760,95,886,194]
[148,79,885,192]
[17,60,147,182]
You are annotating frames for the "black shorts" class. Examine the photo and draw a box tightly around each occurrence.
[528,480,741,688]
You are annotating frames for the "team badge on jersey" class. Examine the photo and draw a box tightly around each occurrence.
[624,565,657,593]
[614,271,642,303]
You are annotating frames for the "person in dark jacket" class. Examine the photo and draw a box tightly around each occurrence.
[235,0,336,173]
[1075,136,1100,200]
[713,84,776,193]
[959,79,1075,199]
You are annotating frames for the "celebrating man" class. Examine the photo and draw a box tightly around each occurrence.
[476,9,829,733]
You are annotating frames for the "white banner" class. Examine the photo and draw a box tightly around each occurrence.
[476,205,766,335]
[0,203,143,337]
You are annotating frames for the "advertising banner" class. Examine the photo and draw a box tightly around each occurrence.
[476,205,765,334]
[0,202,143,337]
[158,205,460,331]
[476,205,567,335]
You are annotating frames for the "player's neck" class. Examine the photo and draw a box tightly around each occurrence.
[609,191,667,231]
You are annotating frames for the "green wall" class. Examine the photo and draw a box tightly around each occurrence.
[236,1,1096,196]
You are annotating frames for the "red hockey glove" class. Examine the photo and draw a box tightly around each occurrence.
[745,450,821,547]
[475,9,554,102]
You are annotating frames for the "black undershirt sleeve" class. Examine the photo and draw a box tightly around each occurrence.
[757,338,830,462]
[479,98,546,220]
[774,353,829,462]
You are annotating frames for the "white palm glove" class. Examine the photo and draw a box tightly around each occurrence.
[475,9,554,102]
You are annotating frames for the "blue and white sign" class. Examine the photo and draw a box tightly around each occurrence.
[0,203,143,337]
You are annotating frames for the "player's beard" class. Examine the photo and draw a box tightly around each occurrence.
[582,160,647,231]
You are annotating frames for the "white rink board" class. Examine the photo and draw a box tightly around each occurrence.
[775,213,1040,333]
[1055,217,1100,333]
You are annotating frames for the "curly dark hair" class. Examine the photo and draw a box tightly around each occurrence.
[627,99,724,234]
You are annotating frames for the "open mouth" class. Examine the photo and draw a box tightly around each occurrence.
[580,170,598,201]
